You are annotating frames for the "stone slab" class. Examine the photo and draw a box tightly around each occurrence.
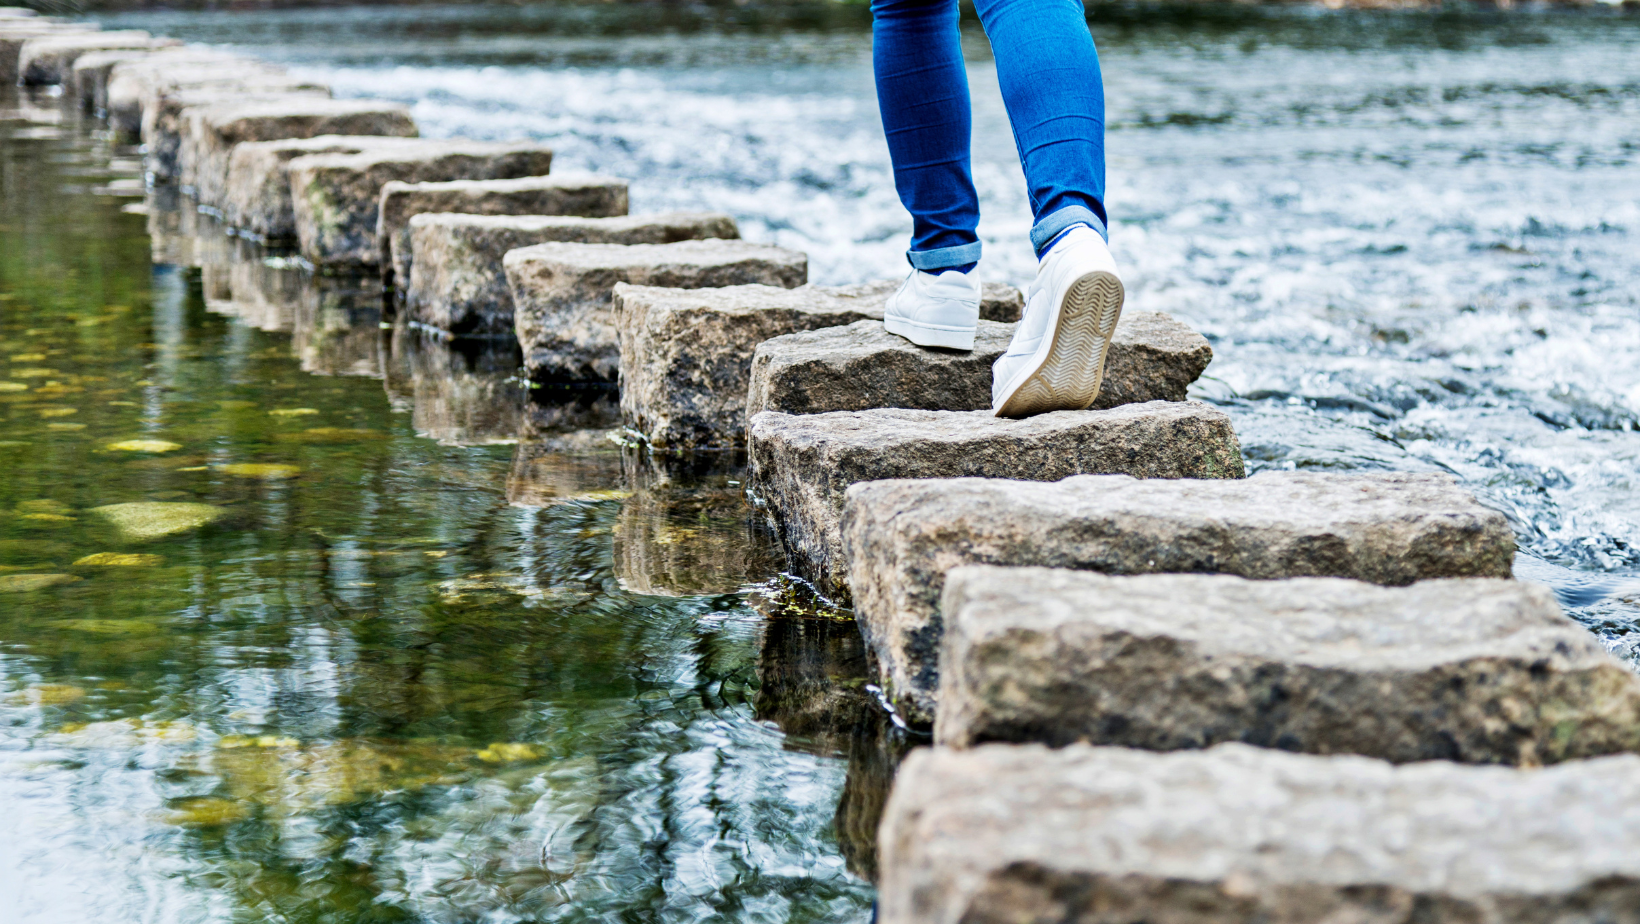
[843,470,1516,724]
[146,83,331,185]
[104,51,264,133]
[18,30,164,86]
[880,742,1640,924]
[0,22,95,86]
[378,173,630,287]
[193,98,420,214]
[70,47,154,112]
[221,135,424,242]
[748,402,1245,604]
[615,284,890,450]
[748,310,1211,421]
[289,141,557,267]
[407,210,737,336]
[507,239,808,383]
[937,566,1640,763]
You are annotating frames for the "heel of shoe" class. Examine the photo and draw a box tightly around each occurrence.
[994,270,1124,417]
[884,314,978,351]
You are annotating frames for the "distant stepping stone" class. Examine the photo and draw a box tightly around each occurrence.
[748,310,1211,419]
[506,239,808,383]
[289,142,567,267]
[18,30,171,86]
[880,743,1640,924]
[153,83,333,185]
[2,23,100,87]
[749,402,1244,604]
[937,566,1639,763]
[378,174,632,288]
[105,51,272,134]
[842,471,1515,724]
[223,135,424,242]
[618,282,1025,450]
[71,48,162,112]
[406,210,738,336]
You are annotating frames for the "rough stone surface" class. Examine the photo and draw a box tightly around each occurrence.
[221,135,422,241]
[616,284,894,450]
[508,239,808,383]
[748,310,1211,420]
[289,142,557,266]
[408,211,737,336]
[378,173,630,287]
[748,402,1245,604]
[70,47,155,112]
[1,23,96,86]
[936,567,1640,764]
[104,51,265,134]
[18,30,165,86]
[146,83,331,184]
[880,742,1640,924]
[843,470,1516,724]
[192,99,420,214]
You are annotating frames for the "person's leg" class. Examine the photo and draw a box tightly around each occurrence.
[972,0,1107,254]
[870,0,981,273]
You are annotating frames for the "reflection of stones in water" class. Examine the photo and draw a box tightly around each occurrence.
[505,394,624,507]
[834,706,917,884]
[227,242,305,335]
[294,273,384,378]
[752,610,873,756]
[384,320,531,446]
[613,446,782,597]
[145,185,194,266]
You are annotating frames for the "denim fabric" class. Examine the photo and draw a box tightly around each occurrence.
[871,0,1109,267]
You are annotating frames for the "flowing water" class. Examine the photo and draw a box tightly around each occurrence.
[4,2,1640,921]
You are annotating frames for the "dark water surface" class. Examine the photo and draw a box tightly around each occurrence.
[5,3,1640,921]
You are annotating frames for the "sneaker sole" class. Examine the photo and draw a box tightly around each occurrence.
[883,314,977,351]
[993,269,1125,418]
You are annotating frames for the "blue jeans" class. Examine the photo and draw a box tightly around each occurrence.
[871,0,1108,271]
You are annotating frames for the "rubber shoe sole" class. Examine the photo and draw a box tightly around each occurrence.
[993,269,1125,418]
[883,313,977,351]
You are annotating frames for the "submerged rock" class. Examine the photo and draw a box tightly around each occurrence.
[408,212,738,336]
[0,573,81,593]
[74,552,164,567]
[290,141,556,266]
[747,310,1212,419]
[508,239,808,383]
[879,743,1640,924]
[747,402,1244,603]
[106,439,182,453]
[843,471,1517,724]
[92,501,226,541]
[378,173,631,288]
[937,567,1640,764]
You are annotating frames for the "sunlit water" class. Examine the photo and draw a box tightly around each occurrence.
[4,2,1640,921]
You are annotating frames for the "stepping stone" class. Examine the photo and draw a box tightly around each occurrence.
[222,135,423,242]
[748,310,1211,420]
[748,402,1245,604]
[18,30,169,86]
[148,83,332,185]
[507,239,808,383]
[880,743,1640,924]
[377,174,631,287]
[843,470,1516,724]
[407,210,738,336]
[0,22,96,86]
[615,281,1022,450]
[70,47,157,112]
[289,141,558,267]
[105,50,265,133]
[192,99,422,214]
[937,566,1640,763]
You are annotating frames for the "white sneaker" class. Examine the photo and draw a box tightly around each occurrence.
[882,268,981,351]
[992,225,1125,417]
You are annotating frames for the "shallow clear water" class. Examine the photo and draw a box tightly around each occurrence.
[5,2,1640,921]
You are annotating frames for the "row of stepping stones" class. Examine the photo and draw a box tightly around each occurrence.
[16,10,1640,922]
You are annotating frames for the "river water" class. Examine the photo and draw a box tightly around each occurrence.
[3,3,1639,922]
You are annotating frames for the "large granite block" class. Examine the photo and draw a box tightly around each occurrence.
[748,402,1244,604]
[615,284,903,450]
[407,211,737,336]
[880,743,1640,924]
[147,84,331,185]
[937,566,1640,763]
[70,48,155,112]
[104,51,262,133]
[18,30,166,86]
[289,142,556,267]
[191,99,420,213]
[748,310,1211,419]
[507,239,808,383]
[1,22,95,86]
[843,471,1516,724]
[377,173,630,287]
[221,135,423,242]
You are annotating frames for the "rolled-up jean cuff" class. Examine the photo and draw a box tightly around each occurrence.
[907,240,982,271]
[1031,206,1109,254]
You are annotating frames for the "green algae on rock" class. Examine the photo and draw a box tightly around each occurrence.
[91,501,227,541]
[73,552,164,567]
[106,439,182,453]
[217,463,300,479]
[0,573,81,592]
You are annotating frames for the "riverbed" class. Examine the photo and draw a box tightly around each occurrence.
[3,3,1639,922]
